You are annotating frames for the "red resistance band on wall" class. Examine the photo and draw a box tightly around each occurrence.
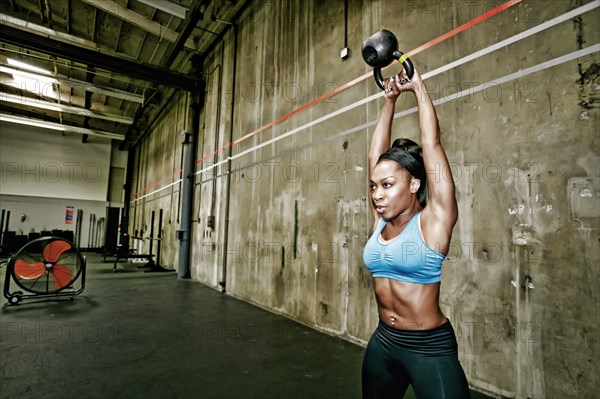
[132,0,522,199]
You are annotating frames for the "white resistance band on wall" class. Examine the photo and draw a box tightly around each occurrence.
[132,1,600,203]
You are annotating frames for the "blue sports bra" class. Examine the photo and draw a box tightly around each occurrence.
[363,212,445,284]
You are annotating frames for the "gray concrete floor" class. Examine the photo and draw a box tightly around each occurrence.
[1,254,491,399]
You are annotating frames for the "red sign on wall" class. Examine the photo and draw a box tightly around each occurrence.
[65,206,74,224]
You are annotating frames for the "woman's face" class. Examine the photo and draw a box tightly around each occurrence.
[370,160,420,219]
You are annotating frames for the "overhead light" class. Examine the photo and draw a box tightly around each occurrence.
[7,58,53,75]
[0,66,57,84]
[136,0,188,19]
[0,65,145,103]
[0,113,125,140]
[0,92,134,124]
[4,59,59,99]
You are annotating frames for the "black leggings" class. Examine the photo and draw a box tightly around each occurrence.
[362,319,470,399]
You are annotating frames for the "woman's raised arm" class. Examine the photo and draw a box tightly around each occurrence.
[368,76,401,222]
[395,69,458,252]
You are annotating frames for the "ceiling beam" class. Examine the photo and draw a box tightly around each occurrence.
[161,0,210,67]
[0,13,99,48]
[136,0,188,19]
[80,0,196,50]
[0,92,134,124]
[0,113,125,140]
[0,24,201,91]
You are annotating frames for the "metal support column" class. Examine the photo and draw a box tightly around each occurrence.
[177,55,204,278]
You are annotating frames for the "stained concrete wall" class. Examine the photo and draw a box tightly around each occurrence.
[129,1,599,397]
[129,92,187,266]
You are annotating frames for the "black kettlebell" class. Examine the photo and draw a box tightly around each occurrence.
[361,29,414,91]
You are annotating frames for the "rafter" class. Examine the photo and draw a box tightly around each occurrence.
[80,0,196,50]
[0,13,98,48]
[160,0,209,67]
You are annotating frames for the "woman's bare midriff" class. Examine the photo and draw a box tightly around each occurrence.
[373,277,447,330]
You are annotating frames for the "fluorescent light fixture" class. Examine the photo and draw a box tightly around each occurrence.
[0,66,57,84]
[0,113,125,140]
[0,65,145,103]
[7,75,59,100]
[5,59,59,99]
[7,58,53,76]
[0,92,134,124]
[136,0,188,19]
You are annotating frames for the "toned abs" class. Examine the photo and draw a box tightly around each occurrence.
[374,277,447,330]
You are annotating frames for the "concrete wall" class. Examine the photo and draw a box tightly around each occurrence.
[130,1,599,397]
[129,92,187,266]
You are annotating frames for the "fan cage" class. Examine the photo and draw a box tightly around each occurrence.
[4,236,86,304]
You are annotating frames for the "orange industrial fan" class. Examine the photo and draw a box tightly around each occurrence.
[4,237,86,305]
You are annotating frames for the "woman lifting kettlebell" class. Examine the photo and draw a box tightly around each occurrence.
[361,63,471,398]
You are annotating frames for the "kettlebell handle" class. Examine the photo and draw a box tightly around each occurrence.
[373,50,414,91]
